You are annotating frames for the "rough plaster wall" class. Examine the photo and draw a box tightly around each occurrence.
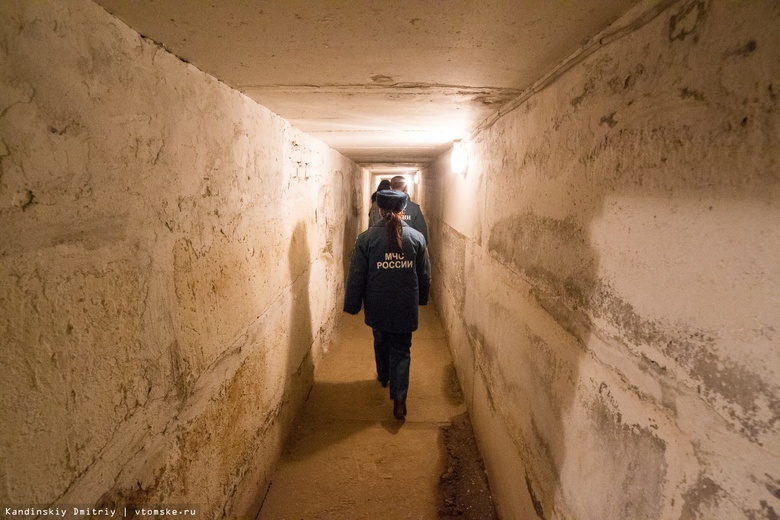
[0,0,365,517]
[424,1,779,519]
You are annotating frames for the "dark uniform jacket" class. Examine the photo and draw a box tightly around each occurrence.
[344,221,431,333]
[401,200,428,242]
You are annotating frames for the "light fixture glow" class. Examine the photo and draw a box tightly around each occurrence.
[450,140,467,176]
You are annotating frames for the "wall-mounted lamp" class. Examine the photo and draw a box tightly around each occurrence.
[451,140,467,176]
[413,170,420,184]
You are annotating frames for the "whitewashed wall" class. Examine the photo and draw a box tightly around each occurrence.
[423,1,779,519]
[0,1,366,517]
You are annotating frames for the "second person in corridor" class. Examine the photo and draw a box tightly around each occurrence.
[390,175,428,242]
[344,189,431,421]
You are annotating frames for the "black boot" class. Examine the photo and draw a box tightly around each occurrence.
[393,399,407,420]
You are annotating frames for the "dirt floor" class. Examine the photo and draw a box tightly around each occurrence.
[257,307,498,519]
[439,412,499,520]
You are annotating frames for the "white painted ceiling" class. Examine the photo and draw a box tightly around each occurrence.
[94,0,640,172]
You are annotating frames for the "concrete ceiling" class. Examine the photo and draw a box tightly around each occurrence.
[93,0,640,171]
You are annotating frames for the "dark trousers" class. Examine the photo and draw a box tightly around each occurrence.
[372,329,412,401]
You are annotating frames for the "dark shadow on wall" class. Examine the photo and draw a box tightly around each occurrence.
[342,218,355,287]
[287,222,315,412]
[341,182,363,285]
[487,208,604,520]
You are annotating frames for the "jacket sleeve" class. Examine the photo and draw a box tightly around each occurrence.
[416,239,431,306]
[344,238,368,314]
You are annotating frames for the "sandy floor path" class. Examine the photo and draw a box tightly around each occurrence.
[257,305,497,519]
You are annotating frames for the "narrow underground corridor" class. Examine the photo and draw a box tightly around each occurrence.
[2,1,778,519]
[257,307,497,519]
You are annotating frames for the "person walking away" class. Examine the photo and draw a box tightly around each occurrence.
[390,175,428,242]
[368,179,391,228]
[344,189,431,420]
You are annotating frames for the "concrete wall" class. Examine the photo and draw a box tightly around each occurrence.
[0,0,366,517]
[423,1,779,519]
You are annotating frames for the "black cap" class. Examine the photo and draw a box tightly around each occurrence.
[376,189,408,212]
